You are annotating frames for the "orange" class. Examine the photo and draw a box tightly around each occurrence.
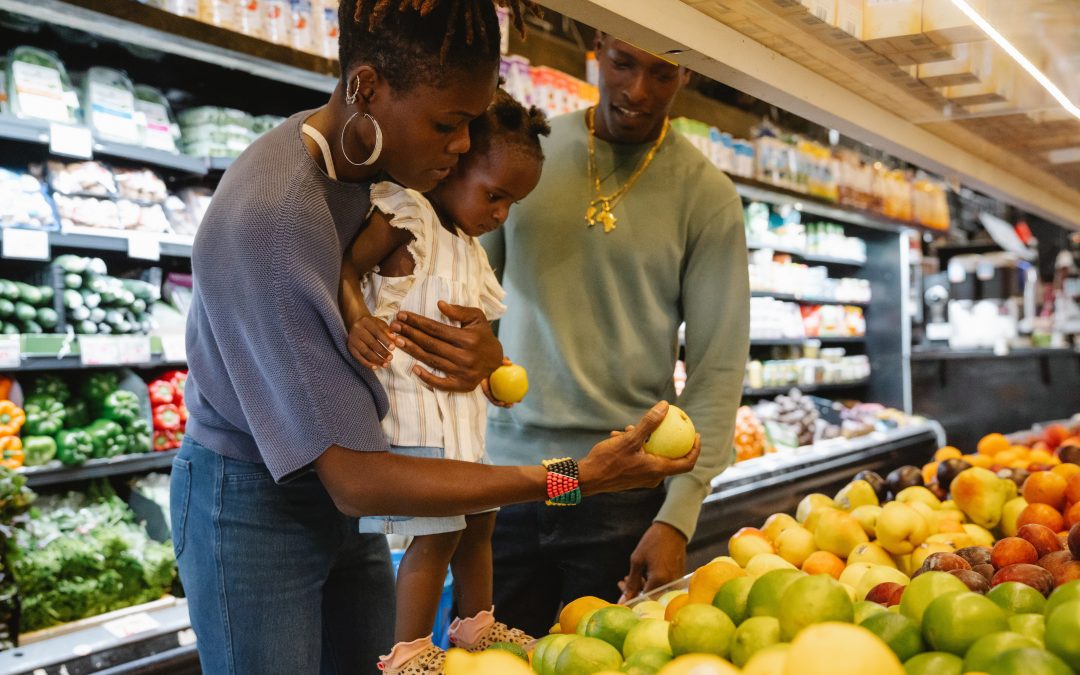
[1067,475,1080,505]
[1065,501,1080,529]
[978,433,1010,456]
[966,454,992,469]
[1052,464,1080,481]
[922,462,939,484]
[559,596,611,635]
[995,449,1021,465]
[801,551,845,580]
[935,446,962,461]
[1017,503,1065,533]
[665,593,692,621]
[1031,449,1056,465]
[1023,472,1068,510]
[688,560,746,605]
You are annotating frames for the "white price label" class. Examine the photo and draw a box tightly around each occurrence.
[103,612,160,639]
[160,334,186,363]
[1,228,50,261]
[128,232,161,261]
[117,335,152,364]
[78,335,121,366]
[49,123,94,159]
[0,335,21,369]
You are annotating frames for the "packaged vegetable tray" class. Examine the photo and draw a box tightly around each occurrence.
[7,47,81,124]
[83,67,139,145]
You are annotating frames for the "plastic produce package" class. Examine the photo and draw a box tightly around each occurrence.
[53,194,119,230]
[0,168,58,231]
[133,85,181,153]
[47,160,117,197]
[83,67,139,145]
[114,167,168,203]
[7,47,80,124]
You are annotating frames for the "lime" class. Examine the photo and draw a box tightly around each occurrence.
[553,636,622,675]
[539,634,577,675]
[621,647,672,675]
[713,576,755,625]
[853,600,888,624]
[746,569,803,619]
[741,643,790,675]
[583,605,639,653]
[963,631,1039,672]
[1044,580,1080,619]
[668,604,734,658]
[1007,612,1045,645]
[531,634,563,674]
[902,651,963,675]
[859,612,924,662]
[986,647,1074,675]
[486,641,528,661]
[922,591,1009,655]
[778,574,854,641]
[622,618,672,659]
[729,616,780,668]
[1045,600,1080,671]
[986,581,1047,615]
[898,571,969,628]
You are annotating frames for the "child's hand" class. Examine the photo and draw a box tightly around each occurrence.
[482,358,516,408]
[347,316,396,369]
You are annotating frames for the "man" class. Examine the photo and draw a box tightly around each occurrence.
[483,33,750,635]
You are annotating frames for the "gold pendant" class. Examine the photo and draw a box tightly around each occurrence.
[586,200,617,232]
[585,204,598,227]
[601,208,617,233]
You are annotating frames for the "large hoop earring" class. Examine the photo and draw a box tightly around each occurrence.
[341,112,383,167]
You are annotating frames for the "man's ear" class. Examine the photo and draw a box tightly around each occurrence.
[594,30,607,53]
[679,67,692,88]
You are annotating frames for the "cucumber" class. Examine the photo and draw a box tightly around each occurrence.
[87,258,107,276]
[87,276,108,294]
[36,307,58,328]
[118,289,136,307]
[99,286,117,306]
[64,273,83,290]
[54,254,89,274]
[81,290,101,309]
[130,299,147,314]
[76,320,97,334]
[89,307,106,324]
[14,282,42,305]
[14,302,36,323]
[0,280,18,301]
[105,309,125,327]
[114,320,132,334]
[69,305,90,321]
[0,299,12,318]
[20,320,43,334]
[97,323,112,335]
[1,323,18,336]
[63,289,84,309]
[38,286,54,305]
[121,278,158,301]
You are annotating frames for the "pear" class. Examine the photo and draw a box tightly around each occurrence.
[907,501,940,533]
[814,508,870,558]
[847,542,898,569]
[875,502,930,555]
[895,486,942,510]
[834,480,880,511]
[775,525,818,568]
[745,553,798,578]
[796,494,834,524]
[949,467,1011,529]
[998,496,1029,537]
[762,513,800,544]
[962,523,996,547]
[838,562,875,589]
[851,505,883,537]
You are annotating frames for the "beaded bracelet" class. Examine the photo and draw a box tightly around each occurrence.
[542,457,582,506]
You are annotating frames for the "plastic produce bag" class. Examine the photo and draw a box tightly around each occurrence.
[0,169,58,231]
[134,85,181,153]
[8,47,81,124]
[83,67,139,145]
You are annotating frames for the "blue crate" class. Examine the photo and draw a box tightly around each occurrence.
[390,549,455,649]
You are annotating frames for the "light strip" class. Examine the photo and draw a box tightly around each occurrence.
[949,0,1080,121]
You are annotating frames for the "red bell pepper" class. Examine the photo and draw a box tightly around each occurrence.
[153,430,172,452]
[148,379,176,406]
[179,404,188,425]
[153,404,182,431]
[167,429,184,449]
[163,370,187,404]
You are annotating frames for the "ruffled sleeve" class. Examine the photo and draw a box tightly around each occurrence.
[365,181,437,321]
[474,239,507,321]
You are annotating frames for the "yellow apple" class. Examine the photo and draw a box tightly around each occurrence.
[851,505,883,538]
[875,502,930,555]
[999,496,1028,537]
[838,562,875,590]
[895,486,942,510]
[729,528,775,567]
[834,480,880,511]
[762,513,800,543]
[775,525,818,568]
[796,494,834,524]
[489,364,529,403]
[847,542,897,569]
[814,508,869,558]
[643,405,696,459]
[962,523,995,547]
[745,553,798,578]
[854,566,911,601]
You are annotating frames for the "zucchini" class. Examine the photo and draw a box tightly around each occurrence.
[81,290,101,309]
[89,307,106,324]
[97,323,112,335]
[54,254,89,274]
[1,323,18,336]
[130,299,146,314]
[63,289,83,309]
[87,258,107,276]
[14,282,42,306]
[14,302,36,323]
[69,305,90,321]
[0,280,18,301]
[20,320,43,334]
[0,299,12,318]
[36,307,58,328]
[38,286,54,304]
[64,273,83,290]
[76,320,97,334]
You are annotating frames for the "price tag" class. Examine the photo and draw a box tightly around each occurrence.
[160,334,186,363]
[0,335,21,369]
[116,335,152,364]
[128,232,161,261]
[103,612,160,639]
[79,335,121,366]
[2,228,50,261]
[49,123,93,159]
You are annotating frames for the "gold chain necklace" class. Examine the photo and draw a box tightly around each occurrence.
[585,106,669,233]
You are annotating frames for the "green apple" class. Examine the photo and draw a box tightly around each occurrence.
[489,364,529,403]
[643,405,696,458]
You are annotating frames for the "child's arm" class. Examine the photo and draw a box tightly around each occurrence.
[340,208,413,369]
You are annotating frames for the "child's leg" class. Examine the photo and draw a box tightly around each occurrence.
[395,530,463,643]
[450,511,497,618]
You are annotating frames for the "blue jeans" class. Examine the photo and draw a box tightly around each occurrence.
[171,437,394,674]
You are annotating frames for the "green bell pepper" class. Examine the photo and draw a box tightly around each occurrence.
[127,418,152,454]
[102,390,140,426]
[81,371,119,414]
[56,429,93,466]
[86,419,128,458]
[30,374,70,402]
[22,436,57,467]
[65,399,89,428]
[23,397,66,437]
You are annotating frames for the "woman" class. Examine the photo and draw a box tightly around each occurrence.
[173,1,700,673]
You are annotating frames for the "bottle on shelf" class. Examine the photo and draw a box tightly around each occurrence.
[288,0,315,53]
[235,0,266,40]
[263,0,290,45]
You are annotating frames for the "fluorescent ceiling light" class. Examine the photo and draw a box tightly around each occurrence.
[1047,147,1080,165]
[949,0,1080,122]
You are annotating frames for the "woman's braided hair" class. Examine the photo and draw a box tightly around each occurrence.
[340,0,541,91]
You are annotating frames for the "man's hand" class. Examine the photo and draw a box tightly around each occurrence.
[481,358,516,408]
[619,522,688,602]
[389,301,503,392]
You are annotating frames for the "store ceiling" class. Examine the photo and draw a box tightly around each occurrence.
[677,0,1080,215]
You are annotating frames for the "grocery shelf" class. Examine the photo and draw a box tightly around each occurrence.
[0,227,194,258]
[0,597,195,675]
[742,379,871,397]
[746,240,867,267]
[204,157,235,173]
[750,337,866,347]
[0,0,338,93]
[750,290,869,307]
[2,334,186,372]
[21,450,178,488]
[910,347,1079,361]
[0,115,208,176]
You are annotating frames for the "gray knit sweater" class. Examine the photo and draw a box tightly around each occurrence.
[184,110,390,481]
